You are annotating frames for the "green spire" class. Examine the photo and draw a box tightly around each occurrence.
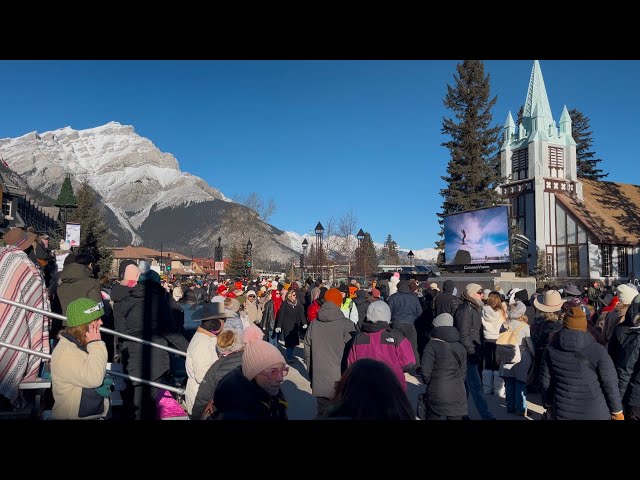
[523,60,554,131]
[55,175,77,207]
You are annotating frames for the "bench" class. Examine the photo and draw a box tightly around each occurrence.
[19,378,51,417]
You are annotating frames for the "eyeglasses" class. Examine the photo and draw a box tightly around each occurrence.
[477,291,483,295]
[259,366,289,380]
[248,295,256,298]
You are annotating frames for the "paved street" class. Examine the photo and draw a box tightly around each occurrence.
[281,343,545,420]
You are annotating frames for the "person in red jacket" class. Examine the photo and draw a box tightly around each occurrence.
[307,287,327,323]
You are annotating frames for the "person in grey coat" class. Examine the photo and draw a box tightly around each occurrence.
[304,288,356,417]
[541,306,624,420]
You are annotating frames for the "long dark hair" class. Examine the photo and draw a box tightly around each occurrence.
[325,359,414,420]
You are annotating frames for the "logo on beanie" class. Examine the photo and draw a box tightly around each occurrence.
[84,302,104,314]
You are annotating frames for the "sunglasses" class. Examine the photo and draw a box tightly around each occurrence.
[248,295,256,298]
[260,366,289,380]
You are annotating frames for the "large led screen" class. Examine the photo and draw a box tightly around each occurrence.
[444,206,510,265]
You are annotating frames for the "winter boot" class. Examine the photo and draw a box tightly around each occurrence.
[493,371,506,398]
[482,369,493,395]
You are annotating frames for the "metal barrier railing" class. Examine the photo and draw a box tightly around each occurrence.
[0,339,185,395]
[0,297,187,357]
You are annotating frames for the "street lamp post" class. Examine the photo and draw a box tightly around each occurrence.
[301,238,308,280]
[246,238,253,280]
[315,222,324,281]
[215,236,223,282]
[408,250,415,267]
[356,228,365,281]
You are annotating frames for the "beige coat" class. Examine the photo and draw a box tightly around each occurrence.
[244,300,263,325]
[51,335,109,419]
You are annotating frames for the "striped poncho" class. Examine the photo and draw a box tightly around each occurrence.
[0,246,51,408]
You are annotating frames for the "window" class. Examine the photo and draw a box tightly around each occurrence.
[601,245,612,277]
[568,246,580,277]
[546,253,554,277]
[619,246,628,277]
[549,146,564,177]
[511,148,528,180]
[1,199,11,217]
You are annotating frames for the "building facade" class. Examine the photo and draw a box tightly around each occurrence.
[500,61,639,284]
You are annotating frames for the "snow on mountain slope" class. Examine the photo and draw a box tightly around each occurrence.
[0,122,230,242]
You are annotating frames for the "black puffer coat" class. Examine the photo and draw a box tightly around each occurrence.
[608,306,640,408]
[420,325,467,417]
[541,327,622,420]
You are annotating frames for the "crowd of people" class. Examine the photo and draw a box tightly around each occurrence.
[1,225,640,421]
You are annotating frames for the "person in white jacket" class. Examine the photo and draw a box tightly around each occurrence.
[184,302,233,417]
[481,291,507,397]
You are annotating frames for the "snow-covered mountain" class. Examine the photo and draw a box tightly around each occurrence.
[0,122,230,244]
[0,122,298,264]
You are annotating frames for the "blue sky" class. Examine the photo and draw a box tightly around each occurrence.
[0,60,638,251]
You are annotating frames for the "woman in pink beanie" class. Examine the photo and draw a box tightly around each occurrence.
[212,325,289,419]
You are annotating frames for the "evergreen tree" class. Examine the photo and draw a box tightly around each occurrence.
[354,232,378,277]
[226,242,247,278]
[67,181,112,276]
[569,108,608,179]
[533,246,552,288]
[382,234,400,265]
[55,175,77,207]
[516,104,524,127]
[438,60,502,243]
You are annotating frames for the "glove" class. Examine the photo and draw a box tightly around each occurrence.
[302,324,308,330]
[275,328,282,333]
[611,411,625,420]
[94,378,114,398]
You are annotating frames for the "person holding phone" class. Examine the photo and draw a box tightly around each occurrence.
[50,298,111,420]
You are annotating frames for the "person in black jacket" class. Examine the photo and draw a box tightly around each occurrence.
[541,306,623,420]
[274,289,307,363]
[434,280,461,317]
[454,283,495,420]
[420,313,467,420]
[190,321,248,420]
[608,302,640,420]
[119,270,189,420]
[212,327,288,420]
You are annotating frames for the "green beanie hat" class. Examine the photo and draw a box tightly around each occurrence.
[65,298,105,327]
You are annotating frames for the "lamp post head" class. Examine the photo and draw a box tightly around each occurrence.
[217,236,222,247]
[314,222,324,235]
[356,228,365,241]
[408,250,414,259]
[247,239,252,250]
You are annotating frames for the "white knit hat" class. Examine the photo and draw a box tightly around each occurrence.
[617,284,638,305]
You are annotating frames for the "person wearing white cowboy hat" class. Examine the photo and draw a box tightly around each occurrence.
[185,302,235,417]
[534,290,566,313]
[529,290,566,393]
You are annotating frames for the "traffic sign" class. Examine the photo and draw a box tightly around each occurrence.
[215,262,224,271]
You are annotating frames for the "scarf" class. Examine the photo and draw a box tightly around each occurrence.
[272,290,283,318]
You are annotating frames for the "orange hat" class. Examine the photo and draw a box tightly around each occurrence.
[324,288,343,308]
[348,286,357,299]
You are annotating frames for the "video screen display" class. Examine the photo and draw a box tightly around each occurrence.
[444,206,510,265]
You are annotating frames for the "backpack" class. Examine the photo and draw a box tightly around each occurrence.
[495,323,526,365]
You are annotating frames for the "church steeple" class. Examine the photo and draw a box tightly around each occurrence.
[503,111,515,145]
[559,105,571,134]
[523,60,554,134]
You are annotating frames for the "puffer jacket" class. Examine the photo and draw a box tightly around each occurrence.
[541,327,622,420]
[608,305,640,408]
